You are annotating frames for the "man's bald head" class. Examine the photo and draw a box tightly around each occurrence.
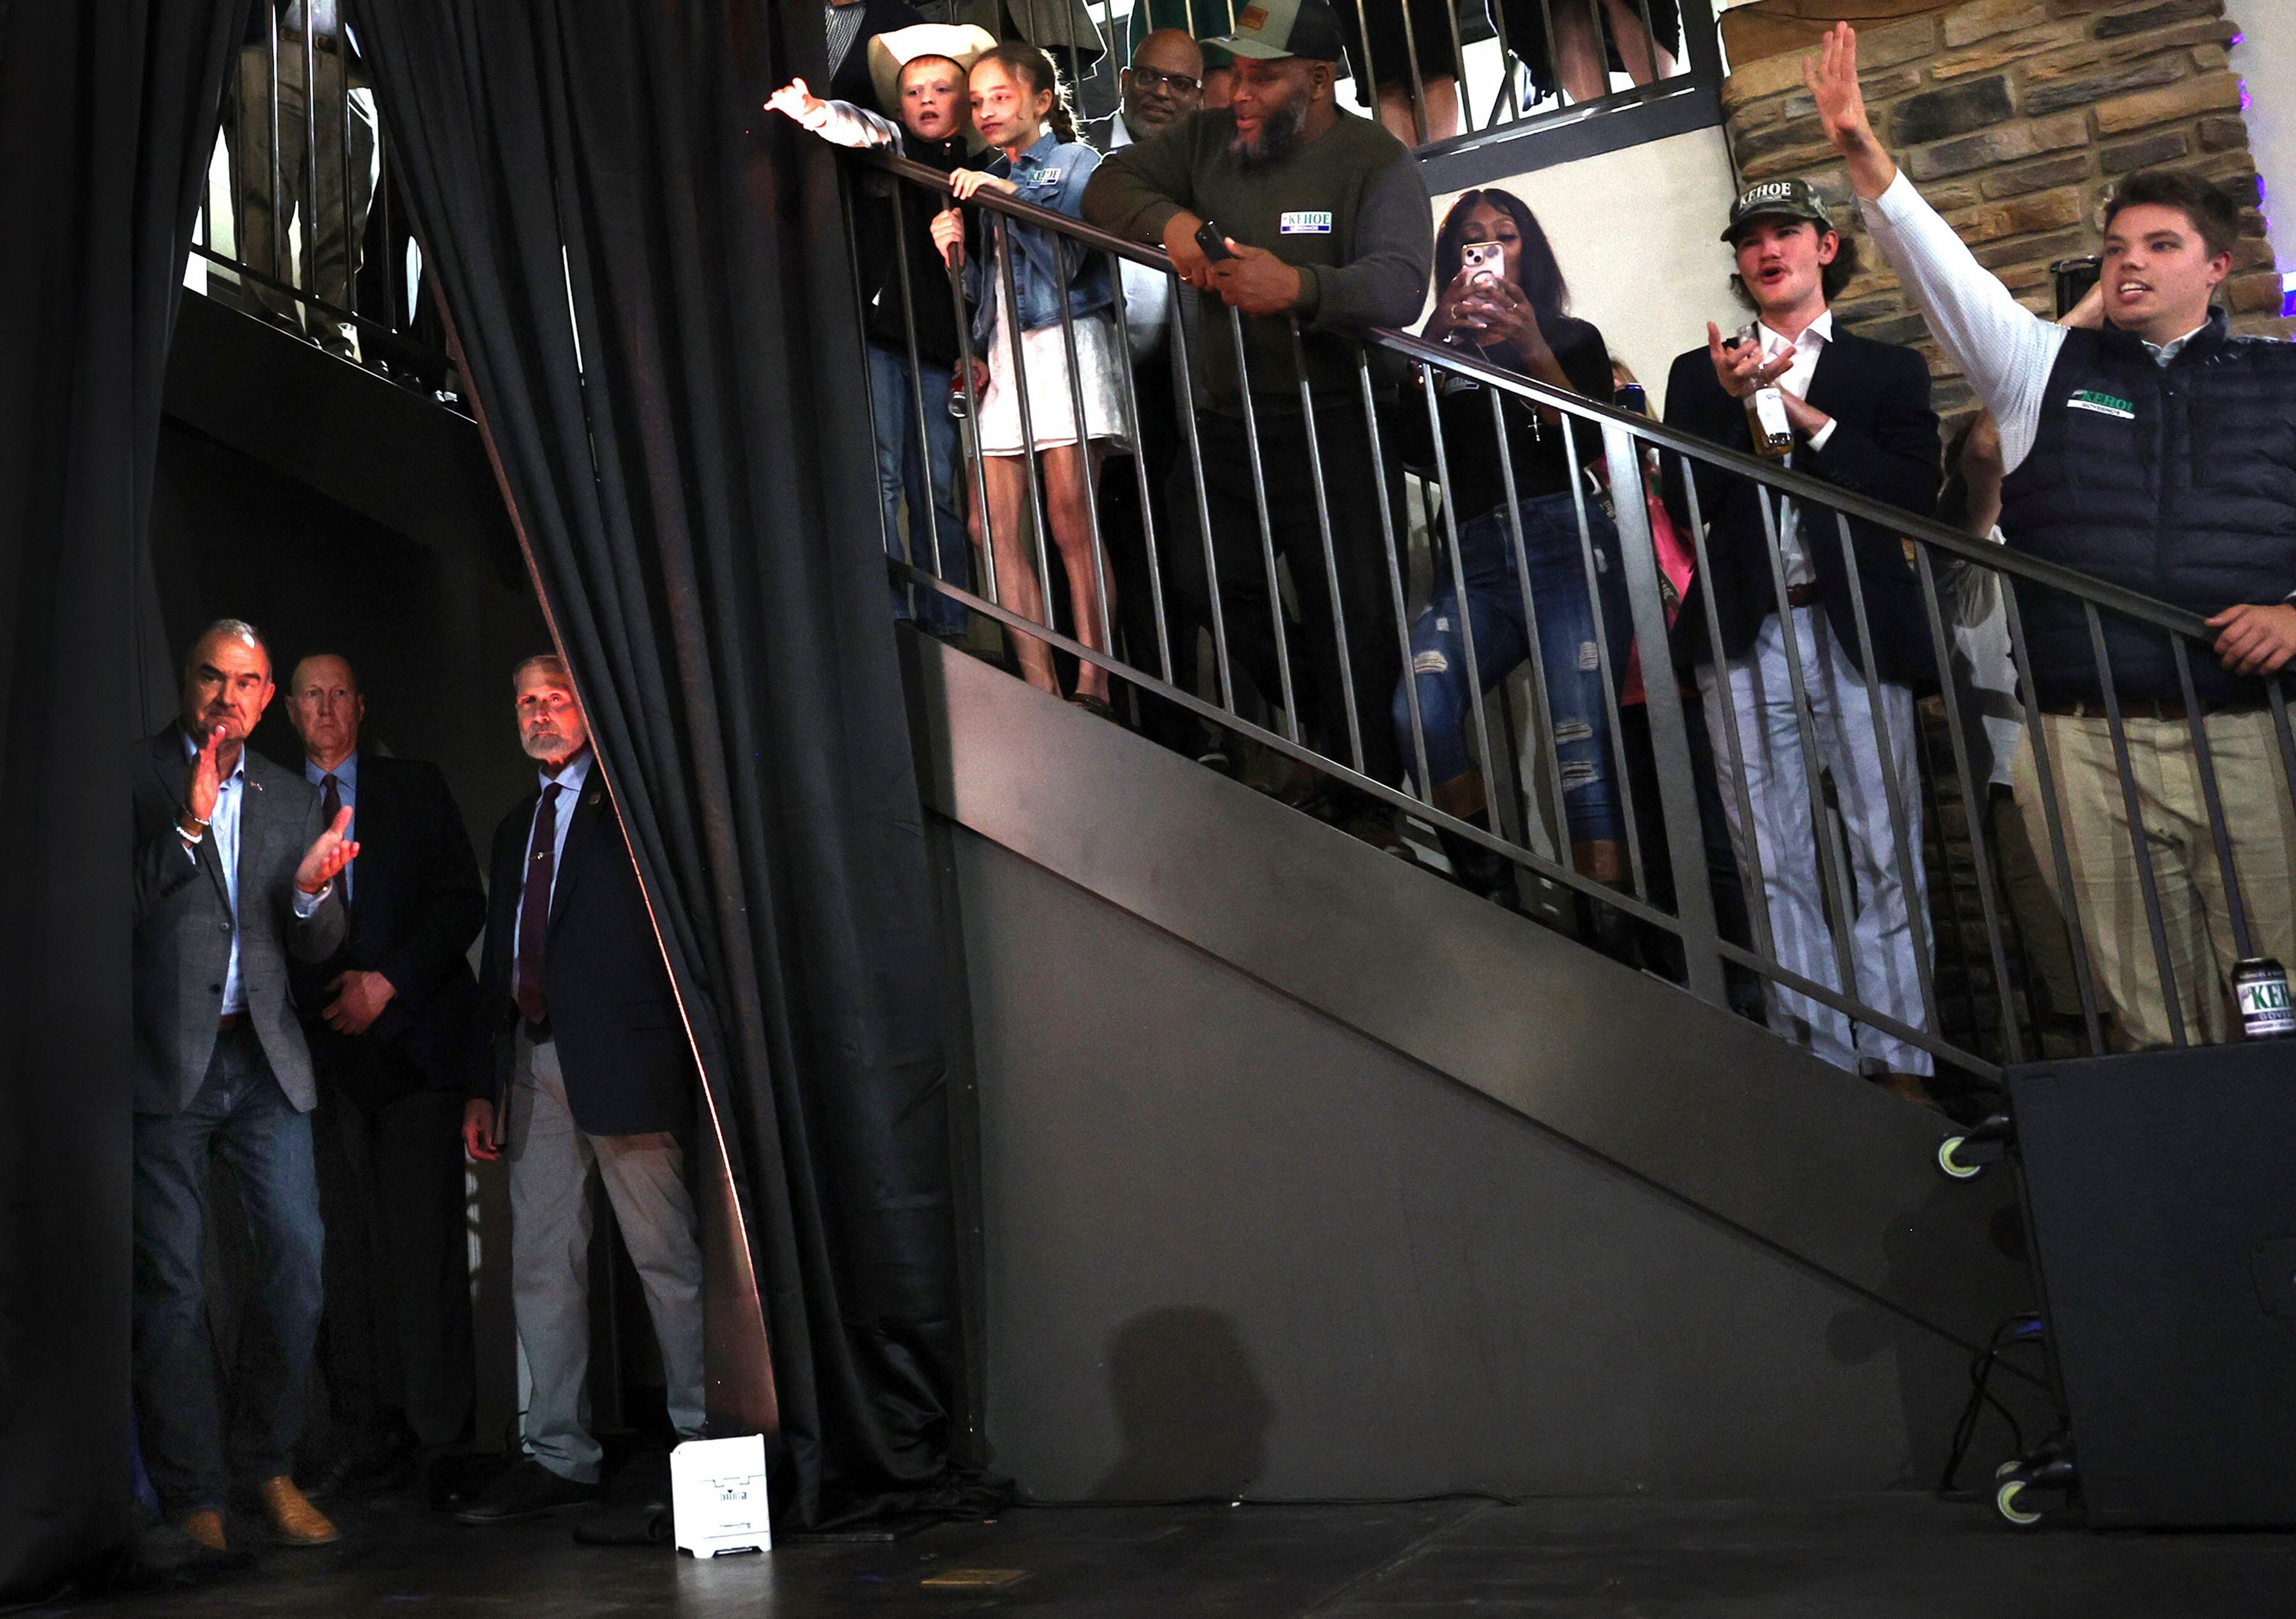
[1122,28,1204,138]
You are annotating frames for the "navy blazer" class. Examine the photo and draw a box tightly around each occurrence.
[291,752,488,1105]
[1662,325,1941,689]
[477,764,695,1138]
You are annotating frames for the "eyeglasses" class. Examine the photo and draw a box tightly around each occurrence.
[1126,65,1201,94]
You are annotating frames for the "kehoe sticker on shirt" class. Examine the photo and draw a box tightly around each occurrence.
[2066,388,2137,420]
[1280,211,1333,234]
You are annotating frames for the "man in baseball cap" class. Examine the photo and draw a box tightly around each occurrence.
[1085,0,1434,853]
[1658,162,1943,1097]
[1720,176,1836,243]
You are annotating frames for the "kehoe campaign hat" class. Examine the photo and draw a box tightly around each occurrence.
[1721,176,1837,242]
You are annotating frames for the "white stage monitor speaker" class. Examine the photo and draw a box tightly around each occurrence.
[672,1434,771,1556]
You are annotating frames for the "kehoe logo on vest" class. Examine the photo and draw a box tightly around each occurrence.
[2066,389,2137,420]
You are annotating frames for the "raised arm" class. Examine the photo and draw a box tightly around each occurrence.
[765,77,900,150]
[1807,23,2064,469]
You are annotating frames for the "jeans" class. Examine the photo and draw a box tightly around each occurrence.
[868,343,969,638]
[133,1027,325,1515]
[1394,490,1633,844]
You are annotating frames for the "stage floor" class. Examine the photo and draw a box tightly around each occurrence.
[65,1490,2296,1617]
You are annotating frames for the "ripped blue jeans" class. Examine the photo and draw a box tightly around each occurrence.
[1393,490,1633,844]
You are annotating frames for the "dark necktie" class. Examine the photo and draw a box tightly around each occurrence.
[515,783,563,1026]
[320,773,348,903]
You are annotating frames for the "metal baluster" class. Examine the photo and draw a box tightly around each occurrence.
[1831,513,1940,1054]
[1367,355,1431,803]
[2000,584,2106,1054]
[340,23,356,333]
[1907,691,1984,1054]
[1533,0,1562,111]
[1351,0,1385,128]
[268,4,286,292]
[1676,450,1775,962]
[890,181,948,597]
[1752,485,1863,1023]
[303,11,320,313]
[1292,319,1365,775]
[1631,0,1665,86]
[948,205,1002,608]
[1489,385,1572,863]
[1561,414,1645,900]
[842,178,907,601]
[2170,636,2255,963]
[1226,304,1300,742]
[1396,0,1431,144]
[1105,251,1173,683]
[1171,280,1235,711]
[1421,361,1505,837]
[1050,239,1116,657]
[1912,545,2023,1065]
[1438,0,1469,136]
[1486,0,1523,127]
[2086,605,2187,1045]
[1604,422,1721,1004]
[993,215,1060,630]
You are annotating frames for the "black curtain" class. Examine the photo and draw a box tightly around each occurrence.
[347,1,967,1524]
[0,0,254,1595]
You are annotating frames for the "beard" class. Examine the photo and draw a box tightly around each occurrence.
[1229,98,1305,169]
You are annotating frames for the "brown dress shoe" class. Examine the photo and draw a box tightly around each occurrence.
[182,1508,228,1553]
[258,1475,340,1545]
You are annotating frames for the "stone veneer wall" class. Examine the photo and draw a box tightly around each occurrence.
[1720,0,2292,427]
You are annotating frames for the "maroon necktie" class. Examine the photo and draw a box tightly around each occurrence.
[514,783,562,1025]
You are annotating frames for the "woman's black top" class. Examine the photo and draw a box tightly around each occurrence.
[1410,312,1614,521]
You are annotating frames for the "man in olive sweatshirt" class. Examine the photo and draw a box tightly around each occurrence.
[1083,0,1432,844]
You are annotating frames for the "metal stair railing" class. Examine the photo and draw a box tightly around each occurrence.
[842,144,2296,1087]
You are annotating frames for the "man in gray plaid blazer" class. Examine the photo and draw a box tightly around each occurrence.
[131,620,355,1557]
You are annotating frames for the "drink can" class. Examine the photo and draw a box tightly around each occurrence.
[2234,956,2295,1039]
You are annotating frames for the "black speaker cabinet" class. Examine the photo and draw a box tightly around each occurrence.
[2011,1039,2296,1527]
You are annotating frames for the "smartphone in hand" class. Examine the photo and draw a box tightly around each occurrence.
[1195,219,1237,263]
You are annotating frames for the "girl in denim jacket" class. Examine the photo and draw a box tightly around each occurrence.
[932,44,1128,714]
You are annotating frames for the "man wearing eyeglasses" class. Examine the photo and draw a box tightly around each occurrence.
[1099,30,1211,757]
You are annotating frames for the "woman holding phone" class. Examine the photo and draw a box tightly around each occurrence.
[1394,187,1632,915]
[933,43,1129,714]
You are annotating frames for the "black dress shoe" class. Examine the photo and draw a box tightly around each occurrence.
[452,1459,600,1525]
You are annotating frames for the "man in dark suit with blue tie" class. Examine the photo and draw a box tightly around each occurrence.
[283,654,485,1495]
[453,653,706,1526]
[131,620,358,1556]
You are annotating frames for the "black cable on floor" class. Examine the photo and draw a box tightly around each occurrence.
[1937,1312,2045,1497]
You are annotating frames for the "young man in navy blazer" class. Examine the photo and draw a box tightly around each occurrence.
[283,654,486,1492]
[1663,178,1941,1098]
[454,655,706,1525]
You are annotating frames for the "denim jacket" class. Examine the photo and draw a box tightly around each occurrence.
[963,130,1114,349]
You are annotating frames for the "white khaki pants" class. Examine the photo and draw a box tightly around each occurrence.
[1700,605,1932,1076]
[507,1030,706,1482]
[2013,710,2296,1050]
